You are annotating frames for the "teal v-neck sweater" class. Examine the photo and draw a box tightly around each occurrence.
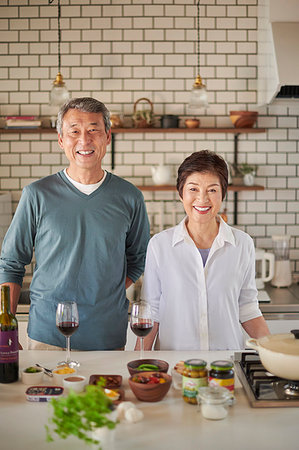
[0,171,150,350]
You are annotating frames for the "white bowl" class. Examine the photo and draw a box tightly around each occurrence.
[52,366,77,385]
[63,375,87,393]
[21,367,44,385]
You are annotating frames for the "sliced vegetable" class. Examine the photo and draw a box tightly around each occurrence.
[24,366,40,373]
[137,364,159,371]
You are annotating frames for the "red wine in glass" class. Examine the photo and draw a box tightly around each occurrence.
[130,322,153,338]
[57,322,79,337]
[130,301,153,359]
[56,301,79,368]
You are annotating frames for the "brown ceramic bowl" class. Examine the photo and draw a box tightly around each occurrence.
[128,371,172,402]
[127,359,169,376]
[230,110,258,128]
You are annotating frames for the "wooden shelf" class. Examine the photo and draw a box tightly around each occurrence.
[136,185,265,192]
[0,125,266,225]
[0,128,57,134]
[111,127,266,134]
[0,127,266,134]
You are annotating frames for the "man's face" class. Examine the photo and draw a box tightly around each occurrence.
[58,108,111,177]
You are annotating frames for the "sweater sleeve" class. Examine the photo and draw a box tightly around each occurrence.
[125,193,150,283]
[0,186,36,286]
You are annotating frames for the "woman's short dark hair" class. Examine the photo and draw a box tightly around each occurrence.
[57,97,111,136]
[176,150,228,200]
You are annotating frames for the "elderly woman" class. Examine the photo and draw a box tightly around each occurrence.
[140,150,269,351]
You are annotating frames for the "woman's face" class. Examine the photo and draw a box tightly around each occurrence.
[180,171,223,226]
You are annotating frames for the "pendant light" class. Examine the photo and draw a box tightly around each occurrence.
[188,0,208,110]
[49,0,69,107]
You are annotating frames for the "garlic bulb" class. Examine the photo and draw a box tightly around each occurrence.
[124,407,144,423]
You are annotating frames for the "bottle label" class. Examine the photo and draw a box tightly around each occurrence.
[182,376,208,399]
[0,330,19,364]
[209,376,234,394]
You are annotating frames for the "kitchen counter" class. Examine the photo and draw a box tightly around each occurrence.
[259,283,299,313]
[1,350,298,450]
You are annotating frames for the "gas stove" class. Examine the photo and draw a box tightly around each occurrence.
[234,352,299,407]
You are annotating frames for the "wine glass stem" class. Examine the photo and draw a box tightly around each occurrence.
[140,337,144,359]
[66,336,71,364]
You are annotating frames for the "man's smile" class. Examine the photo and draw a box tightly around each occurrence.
[76,150,94,155]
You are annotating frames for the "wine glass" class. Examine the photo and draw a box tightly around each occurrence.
[56,301,79,368]
[130,300,153,359]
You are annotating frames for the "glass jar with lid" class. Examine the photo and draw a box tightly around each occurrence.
[197,386,233,420]
[209,360,234,394]
[182,359,208,405]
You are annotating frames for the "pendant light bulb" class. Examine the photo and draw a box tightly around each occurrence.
[188,1,208,111]
[188,75,208,109]
[50,72,70,107]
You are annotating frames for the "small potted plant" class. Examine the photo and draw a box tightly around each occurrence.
[238,163,257,186]
[46,382,118,449]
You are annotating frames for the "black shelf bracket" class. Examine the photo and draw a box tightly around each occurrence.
[111,132,115,170]
[233,133,240,225]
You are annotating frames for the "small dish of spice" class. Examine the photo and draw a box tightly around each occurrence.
[63,375,87,393]
[21,366,44,385]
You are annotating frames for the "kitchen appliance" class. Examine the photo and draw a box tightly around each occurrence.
[255,248,275,289]
[234,352,299,407]
[271,235,292,287]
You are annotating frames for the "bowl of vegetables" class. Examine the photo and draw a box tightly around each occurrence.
[128,371,172,402]
[21,366,44,384]
[127,359,169,376]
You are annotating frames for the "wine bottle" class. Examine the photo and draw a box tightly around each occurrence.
[0,285,19,383]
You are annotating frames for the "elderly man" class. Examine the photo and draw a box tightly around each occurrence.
[0,97,150,351]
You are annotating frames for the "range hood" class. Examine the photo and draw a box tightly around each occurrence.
[258,0,299,105]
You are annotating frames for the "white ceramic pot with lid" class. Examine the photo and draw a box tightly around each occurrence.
[246,330,299,380]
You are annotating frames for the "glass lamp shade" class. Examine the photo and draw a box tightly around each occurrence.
[188,75,208,109]
[49,72,70,107]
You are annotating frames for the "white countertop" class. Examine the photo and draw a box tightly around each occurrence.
[1,350,298,450]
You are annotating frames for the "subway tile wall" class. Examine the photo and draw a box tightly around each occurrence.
[0,0,298,278]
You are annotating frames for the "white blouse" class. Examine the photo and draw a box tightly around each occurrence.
[142,216,262,351]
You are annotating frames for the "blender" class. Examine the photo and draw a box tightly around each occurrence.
[271,235,292,287]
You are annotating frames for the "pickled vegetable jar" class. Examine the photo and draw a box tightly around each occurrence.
[182,359,208,404]
[209,360,234,394]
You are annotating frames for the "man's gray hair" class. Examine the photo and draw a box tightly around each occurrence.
[56,97,111,135]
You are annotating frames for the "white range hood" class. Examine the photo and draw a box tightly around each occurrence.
[258,0,299,105]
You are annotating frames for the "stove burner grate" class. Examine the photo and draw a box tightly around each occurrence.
[234,351,299,407]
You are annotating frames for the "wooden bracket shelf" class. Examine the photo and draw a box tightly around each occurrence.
[136,185,265,192]
[0,126,266,225]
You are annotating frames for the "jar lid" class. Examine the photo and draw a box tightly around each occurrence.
[210,360,233,371]
[197,386,232,404]
[184,359,207,369]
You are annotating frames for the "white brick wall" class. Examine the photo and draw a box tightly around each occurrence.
[0,0,298,276]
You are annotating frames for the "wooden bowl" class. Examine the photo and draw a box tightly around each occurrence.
[229,111,258,128]
[128,372,172,402]
[127,359,169,376]
[89,374,122,389]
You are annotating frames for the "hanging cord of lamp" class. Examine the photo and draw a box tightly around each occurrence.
[188,0,208,109]
[49,0,70,106]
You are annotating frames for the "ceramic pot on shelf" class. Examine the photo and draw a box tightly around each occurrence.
[151,165,171,185]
